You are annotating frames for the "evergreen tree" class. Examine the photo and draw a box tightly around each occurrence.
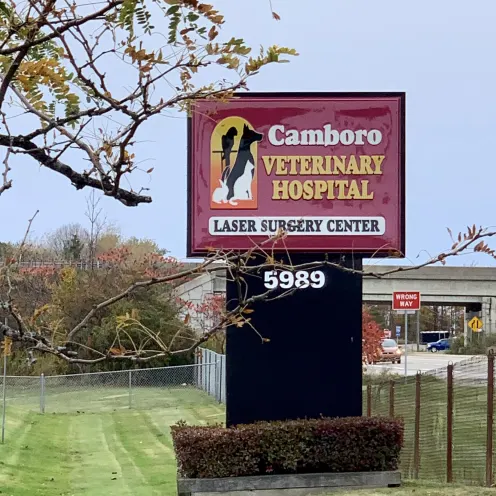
[62,234,84,261]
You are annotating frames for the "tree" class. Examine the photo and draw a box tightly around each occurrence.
[0,0,301,365]
[96,232,121,255]
[0,1,494,368]
[0,0,296,203]
[3,243,194,374]
[2,218,496,367]
[366,304,389,330]
[0,241,14,259]
[121,237,166,258]
[45,222,89,259]
[362,307,384,365]
[85,189,116,267]
[62,232,85,261]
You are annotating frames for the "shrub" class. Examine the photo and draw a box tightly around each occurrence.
[171,417,404,479]
[448,335,466,355]
[448,335,496,355]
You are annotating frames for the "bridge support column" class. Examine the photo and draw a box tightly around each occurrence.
[481,297,496,335]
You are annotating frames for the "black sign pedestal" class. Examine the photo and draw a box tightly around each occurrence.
[225,253,363,427]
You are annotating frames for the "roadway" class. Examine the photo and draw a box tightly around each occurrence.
[367,352,477,376]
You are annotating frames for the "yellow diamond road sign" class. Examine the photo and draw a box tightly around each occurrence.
[468,316,483,332]
[1,336,12,356]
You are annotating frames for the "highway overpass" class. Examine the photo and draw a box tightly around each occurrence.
[177,264,496,337]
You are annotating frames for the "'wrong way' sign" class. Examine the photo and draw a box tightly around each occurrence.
[392,291,421,311]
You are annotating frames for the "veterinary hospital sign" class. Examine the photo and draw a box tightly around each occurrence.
[187,92,405,256]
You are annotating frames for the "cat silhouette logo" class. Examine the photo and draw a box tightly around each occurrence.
[210,116,263,210]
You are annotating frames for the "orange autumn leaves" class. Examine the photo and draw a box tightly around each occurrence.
[363,308,384,365]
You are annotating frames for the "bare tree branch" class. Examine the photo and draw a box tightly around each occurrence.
[0,112,13,195]
[0,1,123,57]
[0,0,58,109]
[0,0,297,203]
[0,133,151,205]
[0,221,490,365]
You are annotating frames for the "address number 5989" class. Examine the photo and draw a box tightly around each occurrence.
[263,270,326,290]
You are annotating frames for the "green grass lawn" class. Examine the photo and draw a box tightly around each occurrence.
[0,388,224,496]
[0,378,493,495]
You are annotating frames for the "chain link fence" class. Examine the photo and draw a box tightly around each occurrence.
[1,361,222,415]
[195,348,226,403]
[4,347,496,487]
[365,354,496,487]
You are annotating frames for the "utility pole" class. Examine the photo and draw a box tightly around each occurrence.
[416,309,420,352]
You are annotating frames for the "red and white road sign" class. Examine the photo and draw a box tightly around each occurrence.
[392,291,421,311]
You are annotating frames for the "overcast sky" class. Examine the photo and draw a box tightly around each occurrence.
[2,0,495,267]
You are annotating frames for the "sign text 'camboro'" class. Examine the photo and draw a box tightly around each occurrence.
[187,93,405,256]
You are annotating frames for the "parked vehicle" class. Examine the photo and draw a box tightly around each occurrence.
[374,338,402,364]
[427,338,450,352]
[420,330,450,345]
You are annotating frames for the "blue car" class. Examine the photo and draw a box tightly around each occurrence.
[427,338,450,352]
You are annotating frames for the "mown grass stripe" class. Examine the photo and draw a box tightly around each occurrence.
[111,410,177,495]
[102,412,150,495]
[69,414,134,496]
[0,410,36,486]
[0,388,224,495]
[0,413,71,495]
[137,411,176,455]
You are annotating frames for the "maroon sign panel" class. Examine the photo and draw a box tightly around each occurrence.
[187,92,405,257]
[392,291,421,311]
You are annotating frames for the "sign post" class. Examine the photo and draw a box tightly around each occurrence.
[1,325,11,444]
[404,312,408,378]
[393,291,421,379]
[187,92,406,426]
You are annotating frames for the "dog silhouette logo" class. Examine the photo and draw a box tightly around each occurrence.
[210,117,263,209]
